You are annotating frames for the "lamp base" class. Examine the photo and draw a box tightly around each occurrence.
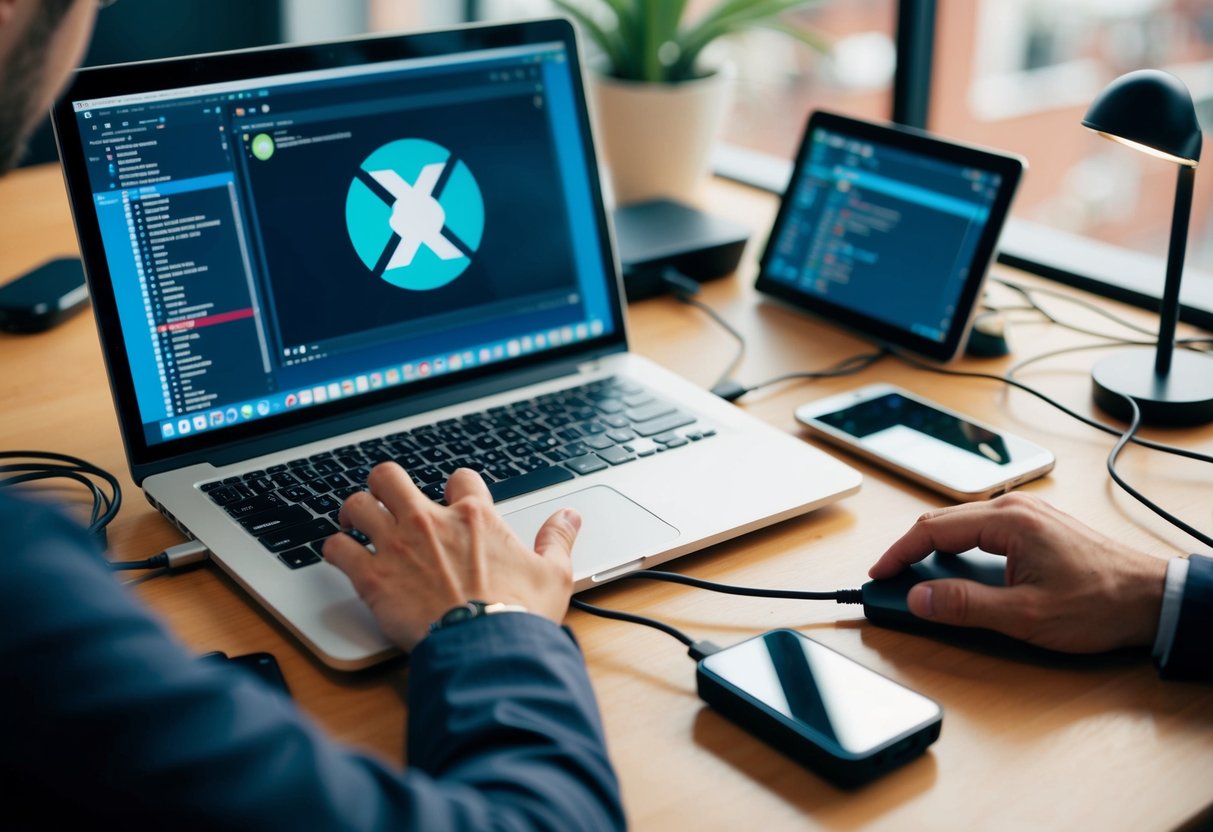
[1092,347,1213,426]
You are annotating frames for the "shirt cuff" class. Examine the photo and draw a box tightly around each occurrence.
[1152,557,1190,665]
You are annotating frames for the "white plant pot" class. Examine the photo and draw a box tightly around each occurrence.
[589,68,734,206]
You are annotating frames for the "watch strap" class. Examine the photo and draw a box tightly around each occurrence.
[428,600,529,634]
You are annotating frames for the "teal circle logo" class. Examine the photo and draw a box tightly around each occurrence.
[345,139,484,291]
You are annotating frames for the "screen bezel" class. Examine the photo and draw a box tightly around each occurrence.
[52,19,626,481]
[755,110,1024,363]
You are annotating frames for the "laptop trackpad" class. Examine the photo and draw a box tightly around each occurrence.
[503,485,679,578]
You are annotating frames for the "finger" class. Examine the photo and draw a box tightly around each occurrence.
[366,462,428,519]
[444,467,492,504]
[338,489,394,540]
[534,508,581,561]
[906,578,1032,638]
[322,531,375,590]
[869,501,1015,579]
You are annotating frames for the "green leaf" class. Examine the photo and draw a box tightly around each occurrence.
[553,0,629,75]
[672,0,825,80]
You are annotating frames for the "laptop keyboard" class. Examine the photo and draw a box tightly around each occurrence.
[199,376,715,571]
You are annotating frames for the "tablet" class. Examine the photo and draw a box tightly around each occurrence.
[755,111,1024,362]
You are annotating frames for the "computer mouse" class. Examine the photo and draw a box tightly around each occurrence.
[862,549,1008,637]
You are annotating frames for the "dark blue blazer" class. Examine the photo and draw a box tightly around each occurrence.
[0,493,624,830]
[1160,554,1213,681]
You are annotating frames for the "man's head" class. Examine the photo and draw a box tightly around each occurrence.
[0,0,97,172]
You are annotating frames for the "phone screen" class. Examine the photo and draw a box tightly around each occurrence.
[817,392,1011,464]
[699,630,940,755]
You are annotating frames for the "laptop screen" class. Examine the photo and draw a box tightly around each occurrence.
[62,28,619,454]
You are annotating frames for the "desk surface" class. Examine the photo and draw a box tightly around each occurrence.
[2,163,1212,830]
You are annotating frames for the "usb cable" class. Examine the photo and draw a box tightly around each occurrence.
[110,540,210,572]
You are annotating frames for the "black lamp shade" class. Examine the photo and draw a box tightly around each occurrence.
[1082,69,1203,164]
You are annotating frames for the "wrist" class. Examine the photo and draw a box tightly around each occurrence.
[1121,555,1168,648]
[427,600,529,635]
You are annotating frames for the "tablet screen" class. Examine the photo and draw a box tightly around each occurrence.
[756,111,1024,362]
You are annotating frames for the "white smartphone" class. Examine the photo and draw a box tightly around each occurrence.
[795,383,1054,501]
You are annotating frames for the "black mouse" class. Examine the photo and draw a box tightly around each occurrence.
[862,549,1008,638]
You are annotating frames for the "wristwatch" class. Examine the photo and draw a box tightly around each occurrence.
[428,600,529,634]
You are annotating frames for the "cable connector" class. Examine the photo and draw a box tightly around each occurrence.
[659,267,701,298]
[688,640,723,661]
[163,540,210,570]
[110,540,210,572]
[834,588,864,605]
[710,379,749,402]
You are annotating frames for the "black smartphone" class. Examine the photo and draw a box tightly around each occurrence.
[0,257,89,333]
[696,629,942,787]
[201,651,291,696]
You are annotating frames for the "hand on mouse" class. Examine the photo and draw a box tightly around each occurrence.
[323,463,581,651]
[869,493,1168,653]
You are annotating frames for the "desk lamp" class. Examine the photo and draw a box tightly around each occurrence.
[1082,69,1213,425]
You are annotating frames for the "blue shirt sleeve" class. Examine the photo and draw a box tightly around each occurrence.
[1157,553,1213,681]
[0,493,624,830]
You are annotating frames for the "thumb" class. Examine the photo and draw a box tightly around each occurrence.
[534,508,581,561]
[907,579,1026,636]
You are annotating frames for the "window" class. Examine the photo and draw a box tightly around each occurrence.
[930,0,1213,277]
[458,0,898,159]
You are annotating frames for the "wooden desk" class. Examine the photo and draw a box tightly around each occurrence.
[2,163,1211,830]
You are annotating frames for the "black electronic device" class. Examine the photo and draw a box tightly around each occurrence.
[756,111,1025,362]
[201,650,291,696]
[696,628,942,788]
[615,198,749,300]
[0,258,89,333]
[861,549,1007,637]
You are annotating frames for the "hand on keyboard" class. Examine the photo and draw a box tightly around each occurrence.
[322,463,581,650]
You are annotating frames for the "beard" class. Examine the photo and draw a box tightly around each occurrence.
[0,0,78,174]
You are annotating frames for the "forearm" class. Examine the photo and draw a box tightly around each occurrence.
[406,613,626,832]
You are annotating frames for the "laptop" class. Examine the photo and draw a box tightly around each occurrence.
[53,19,861,670]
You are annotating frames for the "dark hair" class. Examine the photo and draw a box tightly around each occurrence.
[0,0,85,171]
[31,0,84,43]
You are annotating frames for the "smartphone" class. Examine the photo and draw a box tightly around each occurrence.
[0,258,89,333]
[200,651,291,696]
[697,629,942,787]
[794,383,1054,501]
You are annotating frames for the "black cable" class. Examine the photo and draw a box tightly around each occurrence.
[571,597,694,646]
[571,597,723,659]
[890,349,1213,465]
[711,349,888,402]
[680,294,747,389]
[659,269,746,390]
[991,276,1213,352]
[621,569,863,604]
[654,268,886,400]
[891,348,1213,549]
[992,276,1157,339]
[0,451,122,540]
[1105,396,1213,549]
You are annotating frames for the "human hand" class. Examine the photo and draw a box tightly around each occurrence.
[868,493,1167,653]
[322,463,580,651]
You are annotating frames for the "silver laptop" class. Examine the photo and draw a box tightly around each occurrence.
[54,19,861,669]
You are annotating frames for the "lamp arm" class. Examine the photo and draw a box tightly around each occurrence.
[1155,163,1195,377]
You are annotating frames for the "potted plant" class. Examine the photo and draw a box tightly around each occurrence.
[553,0,829,204]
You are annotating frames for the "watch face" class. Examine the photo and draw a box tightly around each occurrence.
[445,606,476,625]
